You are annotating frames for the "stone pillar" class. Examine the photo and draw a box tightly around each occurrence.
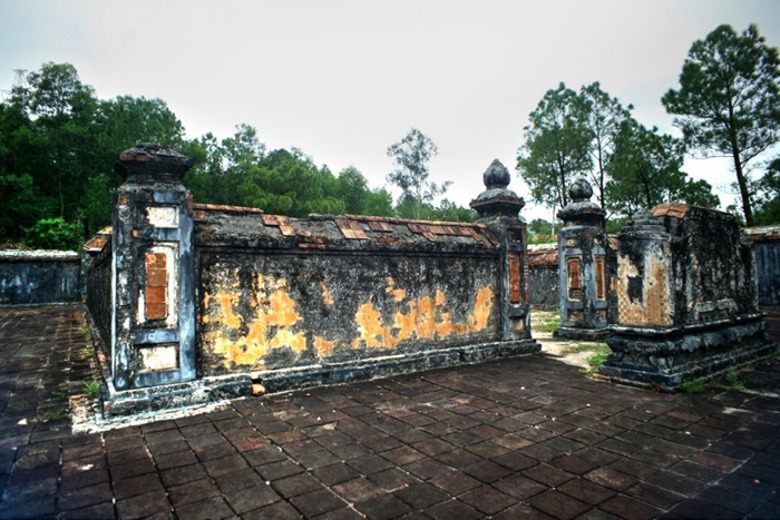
[111,144,196,391]
[556,178,609,339]
[471,159,535,342]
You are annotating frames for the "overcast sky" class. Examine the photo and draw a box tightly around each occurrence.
[1,0,779,221]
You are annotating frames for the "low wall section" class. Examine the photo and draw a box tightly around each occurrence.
[86,145,540,415]
[0,250,81,305]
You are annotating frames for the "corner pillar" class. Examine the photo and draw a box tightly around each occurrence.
[111,144,196,391]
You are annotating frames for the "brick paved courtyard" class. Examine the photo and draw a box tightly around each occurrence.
[0,305,778,519]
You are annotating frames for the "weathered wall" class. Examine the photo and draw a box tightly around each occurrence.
[87,150,542,414]
[198,250,497,375]
[603,204,774,391]
[85,239,112,346]
[194,209,507,378]
[746,226,780,307]
[0,250,81,305]
[528,244,559,309]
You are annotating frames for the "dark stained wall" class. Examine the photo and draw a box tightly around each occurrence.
[0,251,81,305]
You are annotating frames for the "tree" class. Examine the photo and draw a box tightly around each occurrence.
[11,63,98,220]
[517,83,592,211]
[662,24,780,226]
[752,157,780,225]
[606,119,719,216]
[579,82,633,209]
[386,128,450,219]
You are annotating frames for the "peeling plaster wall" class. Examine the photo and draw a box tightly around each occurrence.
[197,249,499,376]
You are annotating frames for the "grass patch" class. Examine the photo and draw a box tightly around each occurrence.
[80,345,95,360]
[82,381,101,396]
[578,349,611,376]
[40,410,65,422]
[534,314,561,333]
[680,378,705,394]
[725,369,745,392]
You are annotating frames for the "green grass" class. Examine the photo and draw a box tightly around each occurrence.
[40,410,65,422]
[578,349,611,377]
[587,350,610,368]
[725,369,745,391]
[534,314,561,333]
[80,345,95,360]
[680,378,705,394]
[82,380,101,396]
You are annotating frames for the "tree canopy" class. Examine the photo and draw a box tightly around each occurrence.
[662,24,780,226]
[0,62,475,249]
[386,128,454,220]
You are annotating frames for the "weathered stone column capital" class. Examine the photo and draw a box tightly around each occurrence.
[116,143,194,184]
[470,159,525,223]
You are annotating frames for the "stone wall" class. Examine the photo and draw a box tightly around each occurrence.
[195,209,515,391]
[527,244,559,308]
[0,250,81,305]
[746,226,780,307]
[600,204,775,391]
[86,147,540,414]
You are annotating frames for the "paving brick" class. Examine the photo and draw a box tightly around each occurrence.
[58,501,116,520]
[462,459,513,482]
[424,498,482,520]
[369,467,420,491]
[224,483,281,514]
[430,467,480,495]
[584,467,637,492]
[523,463,576,487]
[669,460,724,482]
[690,449,743,471]
[492,502,557,520]
[312,461,361,486]
[173,496,233,520]
[113,472,165,500]
[529,490,591,520]
[333,477,386,502]
[291,488,347,517]
[203,453,249,477]
[347,454,395,475]
[558,477,616,505]
[551,454,599,475]
[154,449,198,470]
[598,495,663,520]
[459,485,515,515]
[272,472,324,498]
[395,481,450,509]
[160,463,208,487]
[241,500,302,520]
[58,481,113,512]
[432,447,481,468]
[116,490,171,519]
[625,481,686,509]
[256,460,303,482]
[493,474,547,499]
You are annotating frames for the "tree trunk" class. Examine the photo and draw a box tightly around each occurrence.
[727,98,753,225]
[732,148,753,226]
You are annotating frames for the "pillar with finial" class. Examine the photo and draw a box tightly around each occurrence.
[471,160,538,343]
[111,144,197,393]
[556,177,609,339]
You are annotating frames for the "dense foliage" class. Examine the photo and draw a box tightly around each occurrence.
[519,24,779,227]
[0,63,473,249]
[663,24,780,226]
[517,81,720,221]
